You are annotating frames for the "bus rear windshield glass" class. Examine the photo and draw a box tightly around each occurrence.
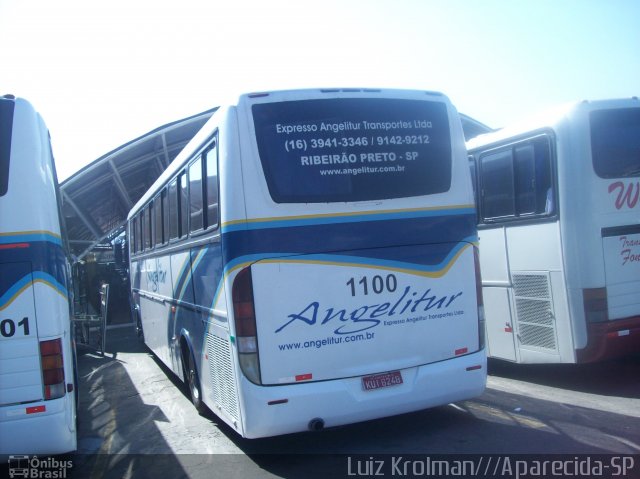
[591,107,640,178]
[252,98,452,203]
[0,99,14,197]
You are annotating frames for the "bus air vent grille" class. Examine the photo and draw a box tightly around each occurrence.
[512,273,557,351]
[207,333,239,422]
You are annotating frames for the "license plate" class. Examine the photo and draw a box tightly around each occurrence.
[362,371,403,391]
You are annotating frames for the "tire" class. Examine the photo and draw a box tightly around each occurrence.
[184,347,207,415]
[135,310,144,342]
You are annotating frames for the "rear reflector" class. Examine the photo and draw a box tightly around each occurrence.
[26,405,46,414]
[0,243,29,250]
[40,338,66,400]
[607,330,630,338]
[455,347,468,356]
[295,373,312,382]
[466,365,483,371]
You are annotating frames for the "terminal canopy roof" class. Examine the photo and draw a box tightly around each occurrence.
[60,107,217,261]
[459,113,493,141]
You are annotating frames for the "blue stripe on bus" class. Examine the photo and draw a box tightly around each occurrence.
[0,272,68,311]
[221,237,475,279]
[222,213,477,267]
[221,205,475,233]
[0,231,62,246]
[257,240,475,277]
[32,271,68,297]
[174,253,196,304]
[0,241,69,303]
[210,236,477,311]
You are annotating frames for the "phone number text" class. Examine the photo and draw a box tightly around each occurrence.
[284,135,430,152]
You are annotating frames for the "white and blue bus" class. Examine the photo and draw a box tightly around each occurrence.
[0,96,76,456]
[468,98,640,364]
[128,88,486,438]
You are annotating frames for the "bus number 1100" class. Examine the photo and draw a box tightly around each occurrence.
[347,274,397,297]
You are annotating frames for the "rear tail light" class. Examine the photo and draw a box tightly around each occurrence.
[473,246,486,350]
[583,287,608,323]
[232,267,261,384]
[40,338,66,400]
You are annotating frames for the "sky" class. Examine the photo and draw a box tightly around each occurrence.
[1,0,638,181]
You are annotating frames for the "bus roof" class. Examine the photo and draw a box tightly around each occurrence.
[466,97,640,151]
[127,88,456,219]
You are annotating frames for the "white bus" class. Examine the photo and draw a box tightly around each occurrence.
[128,88,486,438]
[0,96,76,456]
[468,98,640,364]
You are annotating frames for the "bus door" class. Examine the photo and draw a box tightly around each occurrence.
[478,227,517,361]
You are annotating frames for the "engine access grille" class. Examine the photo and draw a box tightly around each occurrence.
[206,333,239,422]
[513,273,557,351]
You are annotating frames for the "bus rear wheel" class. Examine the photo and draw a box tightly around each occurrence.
[183,346,206,415]
[135,309,144,342]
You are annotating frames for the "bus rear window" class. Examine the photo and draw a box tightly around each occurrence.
[252,98,452,203]
[0,98,14,197]
[591,107,640,179]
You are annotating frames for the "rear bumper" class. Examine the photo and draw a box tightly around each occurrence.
[0,396,76,457]
[238,350,486,438]
[576,316,640,363]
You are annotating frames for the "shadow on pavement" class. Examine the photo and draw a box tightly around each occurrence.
[488,353,640,399]
[73,325,188,477]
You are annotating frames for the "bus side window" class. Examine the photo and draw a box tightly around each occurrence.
[146,202,153,249]
[205,141,219,229]
[161,188,168,244]
[137,213,144,252]
[534,137,554,215]
[142,205,151,250]
[154,193,163,246]
[514,144,536,215]
[479,135,554,222]
[131,216,137,254]
[189,157,204,233]
[468,155,478,205]
[169,179,179,240]
[178,172,188,238]
[480,149,514,219]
